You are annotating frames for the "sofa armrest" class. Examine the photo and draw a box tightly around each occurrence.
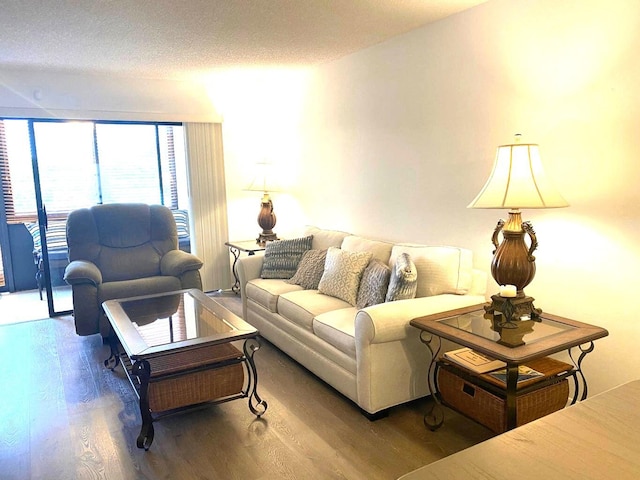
[356,294,487,345]
[354,293,486,414]
[160,250,203,277]
[64,260,103,286]
[237,254,264,295]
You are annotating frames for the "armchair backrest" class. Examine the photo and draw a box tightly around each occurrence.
[67,203,179,282]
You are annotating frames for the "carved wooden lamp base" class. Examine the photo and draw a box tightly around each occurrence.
[256,194,278,246]
[484,294,542,321]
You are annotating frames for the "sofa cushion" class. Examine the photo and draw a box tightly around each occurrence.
[261,236,313,279]
[318,247,372,306]
[386,252,418,302]
[286,249,327,290]
[313,308,358,358]
[341,235,393,264]
[304,226,350,250]
[356,260,391,309]
[246,278,303,313]
[278,290,352,331]
[390,245,473,297]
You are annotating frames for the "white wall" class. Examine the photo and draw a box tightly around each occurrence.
[276,0,639,395]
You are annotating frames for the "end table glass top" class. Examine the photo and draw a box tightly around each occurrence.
[438,310,574,348]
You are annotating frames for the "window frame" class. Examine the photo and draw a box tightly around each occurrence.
[0,118,184,224]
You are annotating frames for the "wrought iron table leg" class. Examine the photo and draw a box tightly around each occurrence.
[132,359,154,450]
[229,246,242,294]
[104,334,121,370]
[243,337,268,417]
[419,331,444,431]
[569,341,595,404]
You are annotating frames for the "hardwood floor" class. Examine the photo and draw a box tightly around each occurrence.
[0,295,494,480]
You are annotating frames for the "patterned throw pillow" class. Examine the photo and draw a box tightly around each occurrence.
[356,260,391,309]
[385,252,418,302]
[286,249,327,290]
[318,247,372,306]
[260,236,313,279]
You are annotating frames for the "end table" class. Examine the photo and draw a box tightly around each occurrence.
[225,240,265,294]
[410,304,608,432]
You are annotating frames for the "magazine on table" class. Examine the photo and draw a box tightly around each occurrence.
[487,365,545,385]
[443,347,506,374]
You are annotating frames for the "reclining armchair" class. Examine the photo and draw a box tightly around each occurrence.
[64,203,203,337]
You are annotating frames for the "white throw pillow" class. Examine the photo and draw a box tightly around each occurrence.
[318,247,372,306]
[385,252,418,302]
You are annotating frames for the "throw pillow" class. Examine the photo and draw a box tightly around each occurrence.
[318,247,372,306]
[286,249,327,290]
[386,252,418,302]
[356,260,391,309]
[260,236,313,279]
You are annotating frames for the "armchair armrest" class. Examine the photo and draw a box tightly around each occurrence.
[160,250,203,277]
[64,260,103,286]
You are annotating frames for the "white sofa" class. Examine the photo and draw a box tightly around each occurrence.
[237,226,487,417]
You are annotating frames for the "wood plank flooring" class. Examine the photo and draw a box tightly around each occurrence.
[0,299,494,480]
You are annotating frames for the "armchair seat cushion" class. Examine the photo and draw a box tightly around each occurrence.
[99,276,182,304]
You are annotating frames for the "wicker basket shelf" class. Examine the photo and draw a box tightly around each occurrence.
[437,357,573,433]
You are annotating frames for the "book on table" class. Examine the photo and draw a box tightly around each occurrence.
[442,347,506,374]
[487,365,545,385]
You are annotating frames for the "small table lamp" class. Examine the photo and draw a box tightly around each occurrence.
[245,161,280,246]
[468,135,568,319]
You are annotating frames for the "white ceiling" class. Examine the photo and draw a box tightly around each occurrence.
[0,0,487,79]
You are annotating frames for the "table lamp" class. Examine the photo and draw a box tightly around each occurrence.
[468,135,568,319]
[245,161,280,246]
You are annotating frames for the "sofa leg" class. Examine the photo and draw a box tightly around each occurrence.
[361,408,389,421]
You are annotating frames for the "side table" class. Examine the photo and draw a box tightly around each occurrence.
[410,304,608,432]
[225,240,265,294]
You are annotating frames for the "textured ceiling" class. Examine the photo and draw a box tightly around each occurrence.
[0,0,487,79]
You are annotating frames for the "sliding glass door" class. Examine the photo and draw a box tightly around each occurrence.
[30,121,97,315]
[0,118,188,318]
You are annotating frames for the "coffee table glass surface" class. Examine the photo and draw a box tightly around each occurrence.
[107,288,257,358]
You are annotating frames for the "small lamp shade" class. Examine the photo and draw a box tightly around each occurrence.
[245,161,281,196]
[468,143,568,210]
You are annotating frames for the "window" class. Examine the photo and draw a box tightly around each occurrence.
[0,119,187,223]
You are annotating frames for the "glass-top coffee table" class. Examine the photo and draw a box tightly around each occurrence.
[102,288,267,450]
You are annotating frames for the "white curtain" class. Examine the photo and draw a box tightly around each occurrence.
[183,122,231,292]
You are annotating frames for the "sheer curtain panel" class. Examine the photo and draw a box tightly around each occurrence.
[183,123,231,292]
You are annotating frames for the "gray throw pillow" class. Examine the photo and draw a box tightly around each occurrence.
[260,236,313,279]
[318,247,372,306]
[356,260,391,309]
[286,249,327,290]
[385,252,418,302]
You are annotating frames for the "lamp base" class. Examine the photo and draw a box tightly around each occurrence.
[484,294,542,321]
[257,232,278,246]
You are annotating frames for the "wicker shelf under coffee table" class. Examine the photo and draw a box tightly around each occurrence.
[410,304,608,432]
[103,289,267,450]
